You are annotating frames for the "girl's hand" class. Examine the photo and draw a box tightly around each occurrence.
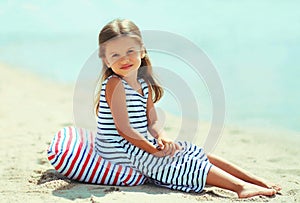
[156,137,182,157]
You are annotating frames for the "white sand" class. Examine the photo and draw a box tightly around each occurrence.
[0,63,299,202]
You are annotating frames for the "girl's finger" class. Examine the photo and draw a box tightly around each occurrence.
[170,143,176,157]
[157,138,164,150]
[175,143,182,151]
[169,143,175,156]
[163,143,171,156]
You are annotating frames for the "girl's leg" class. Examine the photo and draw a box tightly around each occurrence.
[206,165,277,198]
[207,154,281,191]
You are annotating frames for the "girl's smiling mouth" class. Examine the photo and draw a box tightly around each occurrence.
[121,64,133,69]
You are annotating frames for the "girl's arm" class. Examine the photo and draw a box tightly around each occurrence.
[146,86,165,140]
[105,77,161,156]
[146,85,182,156]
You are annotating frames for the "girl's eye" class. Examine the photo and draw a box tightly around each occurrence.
[111,54,119,58]
[127,49,135,55]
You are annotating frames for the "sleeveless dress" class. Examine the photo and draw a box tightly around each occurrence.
[95,75,212,193]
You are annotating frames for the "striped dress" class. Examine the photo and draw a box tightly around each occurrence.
[95,75,212,192]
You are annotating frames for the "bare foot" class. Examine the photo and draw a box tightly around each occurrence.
[237,183,277,198]
[251,177,282,192]
[263,182,282,192]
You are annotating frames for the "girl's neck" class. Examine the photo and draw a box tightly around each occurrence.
[121,72,141,91]
[121,72,138,86]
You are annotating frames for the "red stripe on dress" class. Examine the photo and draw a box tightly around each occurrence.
[76,129,93,181]
[89,131,94,148]
[48,154,55,161]
[122,167,133,185]
[54,130,62,154]
[55,127,73,171]
[100,161,111,184]
[133,173,143,186]
[86,131,98,182]
[88,156,103,183]
[64,129,84,177]
[79,127,84,143]
[112,165,123,185]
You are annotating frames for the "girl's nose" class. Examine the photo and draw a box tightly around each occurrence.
[119,55,130,64]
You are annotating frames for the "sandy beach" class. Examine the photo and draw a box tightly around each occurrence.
[0,63,299,203]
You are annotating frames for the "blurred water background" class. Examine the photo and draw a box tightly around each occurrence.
[1,0,299,133]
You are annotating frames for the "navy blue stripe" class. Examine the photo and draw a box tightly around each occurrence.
[70,131,89,179]
[185,156,194,185]
[196,160,205,191]
[193,147,202,158]
[97,115,113,119]
[126,93,146,99]
[83,152,96,182]
[96,150,126,155]
[142,85,147,91]
[127,109,145,113]
[119,167,127,183]
[127,104,145,108]
[97,121,115,125]
[98,127,119,131]
[136,150,147,170]
[128,115,145,119]
[182,145,197,184]
[125,93,142,96]
[140,152,151,174]
[48,136,56,153]
[99,111,112,115]
[143,154,155,175]
[160,158,171,183]
[107,164,117,184]
[139,130,147,134]
[96,132,118,136]
[164,159,173,184]
[130,119,147,124]
[95,138,120,144]
[167,156,179,184]
[148,156,160,176]
[181,161,189,185]
[124,87,134,91]
[190,157,199,187]
[60,129,79,174]
[126,99,147,104]
[126,172,138,185]
[132,147,142,166]
[124,143,134,158]
[95,158,106,183]
[97,119,114,123]
[52,128,67,165]
[95,142,123,149]
[99,105,110,109]
[113,161,132,165]
[197,153,205,161]
[175,156,186,186]
[157,157,170,182]
[131,124,147,129]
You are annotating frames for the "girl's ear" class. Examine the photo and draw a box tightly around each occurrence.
[141,48,146,59]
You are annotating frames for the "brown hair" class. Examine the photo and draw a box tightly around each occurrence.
[94,19,164,115]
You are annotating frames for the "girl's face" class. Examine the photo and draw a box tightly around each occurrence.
[104,36,145,77]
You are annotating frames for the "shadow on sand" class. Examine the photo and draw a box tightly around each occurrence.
[36,169,231,201]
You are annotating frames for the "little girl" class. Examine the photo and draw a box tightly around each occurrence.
[94,18,281,198]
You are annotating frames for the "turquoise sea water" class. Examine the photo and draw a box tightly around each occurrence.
[1,1,299,132]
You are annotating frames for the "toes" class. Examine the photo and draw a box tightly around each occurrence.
[269,184,282,192]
